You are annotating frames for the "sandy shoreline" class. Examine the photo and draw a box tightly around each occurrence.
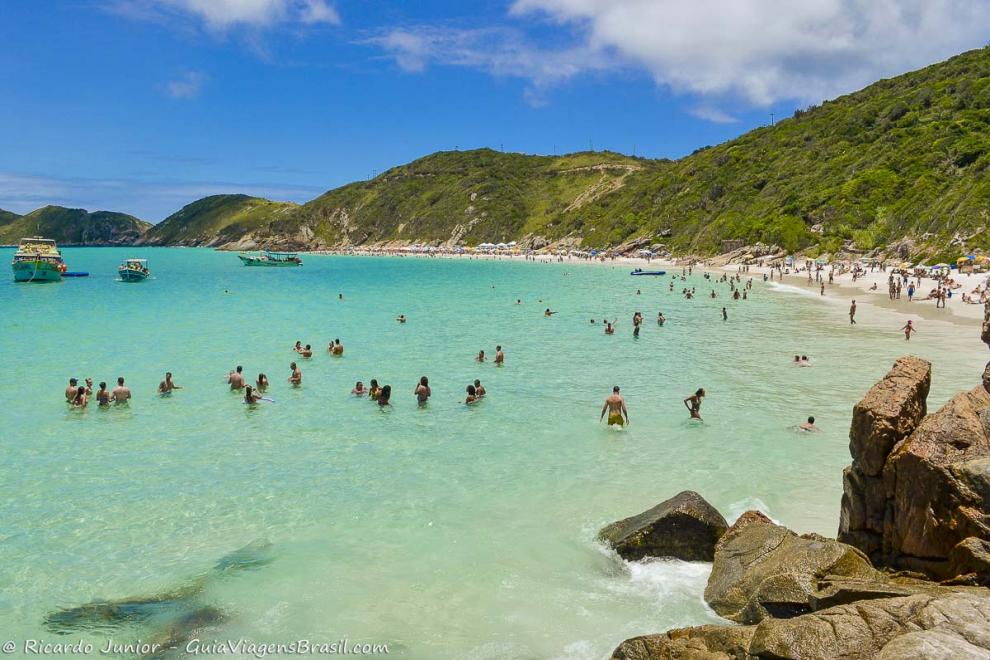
[302,249,988,329]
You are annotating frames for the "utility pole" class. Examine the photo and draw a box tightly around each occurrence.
[770,113,775,126]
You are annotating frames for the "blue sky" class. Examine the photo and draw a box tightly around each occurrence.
[2,1,989,221]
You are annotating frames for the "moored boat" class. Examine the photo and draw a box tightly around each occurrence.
[630,268,667,276]
[118,258,151,282]
[238,251,303,267]
[11,237,67,282]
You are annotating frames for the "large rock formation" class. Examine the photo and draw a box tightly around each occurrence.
[600,491,728,561]
[705,515,939,625]
[613,592,990,660]
[839,351,990,585]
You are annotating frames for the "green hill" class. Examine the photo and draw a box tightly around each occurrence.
[0,206,150,245]
[139,194,298,247]
[239,46,990,259]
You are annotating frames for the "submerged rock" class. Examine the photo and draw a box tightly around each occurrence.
[599,491,728,561]
[612,592,990,659]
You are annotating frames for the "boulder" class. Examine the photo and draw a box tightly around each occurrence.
[704,521,926,624]
[948,537,990,586]
[600,491,728,562]
[611,592,990,660]
[848,356,931,477]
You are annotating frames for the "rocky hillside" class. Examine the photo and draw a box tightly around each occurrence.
[0,206,150,245]
[139,194,297,247]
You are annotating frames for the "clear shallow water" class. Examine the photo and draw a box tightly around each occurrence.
[0,248,985,659]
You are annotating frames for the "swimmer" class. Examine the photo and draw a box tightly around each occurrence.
[158,372,181,394]
[377,384,392,407]
[301,344,313,358]
[476,350,486,362]
[473,379,486,397]
[494,345,504,366]
[516,299,522,304]
[415,376,431,406]
[293,341,302,352]
[288,362,302,385]
[800,355,811,366]
[368,379,381,400]
[722,307,728,321]
[465,384,479,404]
[71,385,88,408]
[605,321,615,335]
[256,373,269,392]
[65,377,79,403]
[352,381,366,396]
[657,312,666,326]
[110,377,131,404]
[396,314,407,323]
[799,416,819,432]
[244,385,263,404]
[590,319,596,324]
[331,339,344,356]
[900,320,918,341]
[228,366,245,390]
[600,386,629,427]
[96,381,110,407]
[683,388,705,420]
[338,293,344,300]
[544,308,557,317]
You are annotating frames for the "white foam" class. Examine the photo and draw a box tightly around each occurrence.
[725,497,778,524]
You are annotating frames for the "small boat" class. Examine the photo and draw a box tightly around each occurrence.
[118,258,151,282]
[630,268,667,276]
[238,251,303,267]
[11,237,67,282]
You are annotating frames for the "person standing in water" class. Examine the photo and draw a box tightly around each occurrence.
[900,320,918,340]
[414,376,431,406]
[494,345,504,366]
[256,373,269,392]
[352,381,366,396]
[244,385,262,404]
[473,379,486,397]
[683,388,705,420]
[849,300,857,325]
[377,384,392,407]
[228,366,245,390]
[722,307,728,321]
[96,381,110,407]
[110,377,131,404]
[158,372,181,394]
[657,312,666,326]
[632,312,643,337]
[600,386,629,427]
[65,378,79,403]
[288,362,302,385]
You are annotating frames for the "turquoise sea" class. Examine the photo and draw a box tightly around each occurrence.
[0,248,985,659]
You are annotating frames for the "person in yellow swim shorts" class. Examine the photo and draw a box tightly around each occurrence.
[600,385,629,427]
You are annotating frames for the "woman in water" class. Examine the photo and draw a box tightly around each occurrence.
[377,384,392,408]
[256,373,269,392]
[244,385,262,404]
[465,384,479,404]
[414,376,431,406]
[368,379,381,400]
[476,350,486,362]
[352,381,366,396]
[71,386,88,408]
[683,388,705,420]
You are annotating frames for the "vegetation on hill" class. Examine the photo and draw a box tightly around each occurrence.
[139,195,297,247]
[0,206,150,245]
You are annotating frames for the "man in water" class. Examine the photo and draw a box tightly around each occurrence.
[396,314,407,323]
[65,377,79,403]
[800,416,819,431]
[722,307,728,321]
[414,376,431,406]
[544,308,557,317]
[288,362,302,385]
[473,379,486,397]
[228,366,245,390]
[657,312,666,326]
[600,386,629,427]
[158,372,181,394]
[494,345,504,365]
[683,388,705,420]
[331,339,344,356]
[849,300,857,325]
[900,320,918,341]
[476,350,486,362]
[300,344,313,358]
[110,377,131,404]
[632,312,642,337]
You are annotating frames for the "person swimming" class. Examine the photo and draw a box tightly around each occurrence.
[600,385,629,427]
[683,388,705,420]
[396,314,407,323]
[377,384,392,407]
[415,376,431,406]
[799,416,819,431]
[544,308,557,317]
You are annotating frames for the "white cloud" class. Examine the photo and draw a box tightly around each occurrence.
[162,70,207,99]
[509,0,990,105]
[688,106,738,124]
[112,0,339,30]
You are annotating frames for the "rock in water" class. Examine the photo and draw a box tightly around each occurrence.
[704,519,929,624]
[599,491,728,561]
[612,592,990,659]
